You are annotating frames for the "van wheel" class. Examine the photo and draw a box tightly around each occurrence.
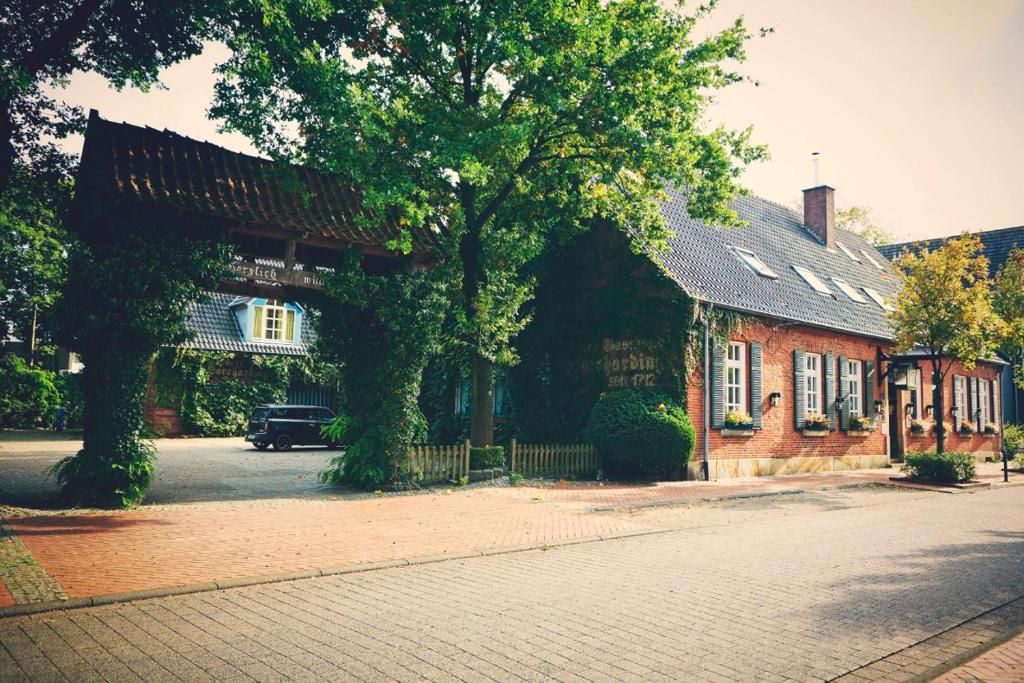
[254,442,270,451]
[273,434,293,451]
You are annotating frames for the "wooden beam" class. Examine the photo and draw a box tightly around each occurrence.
[284,239,297,269]
[216,279,312,301]
[226,259,324,290]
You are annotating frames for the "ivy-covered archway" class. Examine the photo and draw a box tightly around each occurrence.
[54,112,440,507]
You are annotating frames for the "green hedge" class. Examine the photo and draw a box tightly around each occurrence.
[470,445,505,470]
[0,354,60,428]
[903,451,976,484]
[584,389,694,479]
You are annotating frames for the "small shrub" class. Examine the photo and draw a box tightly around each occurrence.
[724,409,753,428]
[508,471,525,485]
[470,445,505,470]
[902,450,976,484]
[1004,424,1023,469]
[584,389,695,479]
[0,354,60,429]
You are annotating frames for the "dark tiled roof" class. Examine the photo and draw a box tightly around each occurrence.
[656,189,901,340]
[75,111,438,254]
[878,225,1024,277]
[174,292,312,356]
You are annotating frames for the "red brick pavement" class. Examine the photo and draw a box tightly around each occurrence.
[0,579,13,608]
[936,630,1024,682]
[2,465,1017,605]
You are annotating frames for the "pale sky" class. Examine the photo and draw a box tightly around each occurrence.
[52,0,1024,242]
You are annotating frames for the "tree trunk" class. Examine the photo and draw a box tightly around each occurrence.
[0,100,14,196]
[932,360,945,454]
[470,351,494,446]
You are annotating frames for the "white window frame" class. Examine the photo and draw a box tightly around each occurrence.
[908,368,923,419]
[978,379,990,427]
[836,241,861,262]
[725,341,747,414]
[831,277,868,304]
[863,287,895,311]
[254,299,290,342]
[847,359,862,416]
[805,353,821,415]
[793,266,833,296]
[731,247,779,279]
[954,375,967,421]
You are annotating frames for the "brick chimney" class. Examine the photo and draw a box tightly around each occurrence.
[803,185,836,249]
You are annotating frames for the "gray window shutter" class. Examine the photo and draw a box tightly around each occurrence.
[969,376,978,426]
[711,341,725,428]
[952,374,962,432]
[825,353,836,430]
[750,342,763,429]
[838,355,850,431]
[864,361,876,419]
[794,350,806,430]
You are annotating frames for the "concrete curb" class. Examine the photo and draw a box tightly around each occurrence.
[0,527,679,619]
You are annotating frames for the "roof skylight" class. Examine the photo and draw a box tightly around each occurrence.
[836,241,860,262]
[831,277,868,303]
[861,249,886,271]
[863,287,895,311]
[731,246,779,279]
[792,266,833,296]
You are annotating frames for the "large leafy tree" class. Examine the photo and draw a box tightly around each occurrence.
[214,0,766,445]
[0,0,231,194]
[994,246,1024,389]
[890,234,1004,453]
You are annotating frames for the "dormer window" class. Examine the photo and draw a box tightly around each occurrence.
[253,299,297,342]
[792,266,832,296]
[731,247,778,279]
[831,277,868,304]
[863,287,895,311]
[861,250,886,271]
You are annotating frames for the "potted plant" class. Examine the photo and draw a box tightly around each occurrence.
[910,419,926,435]
[724,409,754,430]
[959,419,975,435]
[983,422,999,435]
[804,413,829,432]
[848,415,873,432]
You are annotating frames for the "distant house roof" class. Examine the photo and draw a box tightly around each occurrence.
[878,225,1024,277]
[175,292,312,357]
[656,189,901,340]
[73,111,439,254]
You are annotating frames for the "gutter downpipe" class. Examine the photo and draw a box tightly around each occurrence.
[702,302,712,481]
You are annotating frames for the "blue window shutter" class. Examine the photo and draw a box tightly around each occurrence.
[864,361,876,419]
[794,350,806,430]
[838,355,849,431]
[711,341,725,428]
[750,342,763,429]
[825,353,836,430]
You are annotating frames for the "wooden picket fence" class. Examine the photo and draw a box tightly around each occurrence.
[409,440,470,484]
[509,439,599,479]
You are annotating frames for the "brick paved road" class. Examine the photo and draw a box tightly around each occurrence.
[3,485,1023,681]
[937,628,1024,682]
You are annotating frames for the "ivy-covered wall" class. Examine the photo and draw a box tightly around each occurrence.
[420,224,699,445]
[150,349,340,437]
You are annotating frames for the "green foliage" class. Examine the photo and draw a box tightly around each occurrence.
[0,353,59,428]
[836,206,891,246]
[724,409,753,427]
[902,450,976,484]
[315,251,446,489]
[584,389,694,479]
[50,440,155,509]
[1003,424,1023,462]
[470,445,505,470]
[994,248,1024,389]
[214,0,766,443]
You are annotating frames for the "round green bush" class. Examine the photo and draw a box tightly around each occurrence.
[470,445,505,470]
[584,389,695,478]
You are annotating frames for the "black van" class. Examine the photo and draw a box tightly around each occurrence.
[245,405,338,451]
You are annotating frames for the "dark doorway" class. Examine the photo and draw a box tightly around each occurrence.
[888,381,904,462]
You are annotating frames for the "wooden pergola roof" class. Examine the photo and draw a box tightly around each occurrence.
[71,110,440,259]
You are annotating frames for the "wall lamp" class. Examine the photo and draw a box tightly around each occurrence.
[769,392,782,407]
[874,400,885,417]
[925,404,934,418]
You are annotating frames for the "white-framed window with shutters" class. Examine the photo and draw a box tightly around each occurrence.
[805,353,821,414]
[978,379,990,427]
[954,375,967,424]
[725,341,746,414]
[847,359,862,416]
